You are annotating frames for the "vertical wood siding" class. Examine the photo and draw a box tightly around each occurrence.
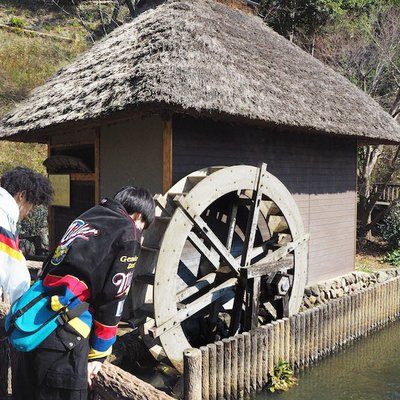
[172,116,356,284]
[100,115,164,197]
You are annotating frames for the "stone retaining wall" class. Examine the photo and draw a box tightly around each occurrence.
[301,268,400,309]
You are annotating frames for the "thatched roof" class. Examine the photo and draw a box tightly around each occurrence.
[1,0,399,142]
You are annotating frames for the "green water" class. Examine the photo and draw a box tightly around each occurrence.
[258,320,400,400]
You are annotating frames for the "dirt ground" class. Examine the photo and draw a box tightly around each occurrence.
[355,236,394,273]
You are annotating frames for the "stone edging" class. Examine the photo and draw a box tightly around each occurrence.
[301,268,400,309]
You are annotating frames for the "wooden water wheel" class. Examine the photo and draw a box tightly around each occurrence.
[126,164,309,372]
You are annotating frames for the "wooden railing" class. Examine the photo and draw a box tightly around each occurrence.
[373,183,400,203]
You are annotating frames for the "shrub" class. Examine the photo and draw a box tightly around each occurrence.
[267,359,297,392]
[382,249,400,267]
[9,16,26,29]
[19,205,48,238]
[18,206,49,255]
[379,203,400,249]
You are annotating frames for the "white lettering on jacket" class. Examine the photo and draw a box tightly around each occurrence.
[112,271,134,298]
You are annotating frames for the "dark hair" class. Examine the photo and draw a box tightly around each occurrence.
[1,167,53,206]
[113,186,155,229]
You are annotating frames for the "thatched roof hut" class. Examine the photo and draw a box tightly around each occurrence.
[0,0,399,142]
[1,0,399,286]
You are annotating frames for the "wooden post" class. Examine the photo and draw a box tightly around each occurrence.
[344,295,349,344]
[353,292,360,339]
[293,314,300,368]
[243,332,251,395]
[322,305,328,355]
[334,300,340,350]
[266,324,274,374]
[278,319,286,361]
[339,297,345,346]
[356,291,361,336]
[328,301,334,353]
[299,312,305,368]
[327,302,333,353]
[261,325,270,384]
[256,329,264,390]
[271,321,279,367]
[280,319,287,363]
[304,312,310,366]
[184,348,202,400]
[230,336,238,399]
[216,341,224,400]
[163,118,173,194]
[372,286,377,330]
[237,334,245,399]
[351,293,356,338]
[365,288,370,335]
[289,316,296,366]
[208,343,217,400]
[200,346,209,400]
[360,289,365,337]
[250,331,257,392]
[222,338,232,400]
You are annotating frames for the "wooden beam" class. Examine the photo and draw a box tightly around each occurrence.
[242,257,293,279]
[70,173,95,182]
[48,138,56,250]
[49,140,94,149]
[163,118,173,194]
[92,361,174,400]
[95,129,100,203]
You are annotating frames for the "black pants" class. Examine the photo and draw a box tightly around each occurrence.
[13,326,89,400]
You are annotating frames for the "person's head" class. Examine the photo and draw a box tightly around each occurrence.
[113,186,155,230]
[1,167,53,220]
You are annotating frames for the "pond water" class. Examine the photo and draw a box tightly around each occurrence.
[258,320,400,400]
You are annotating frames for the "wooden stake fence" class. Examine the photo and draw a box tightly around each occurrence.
[183,275,400,400]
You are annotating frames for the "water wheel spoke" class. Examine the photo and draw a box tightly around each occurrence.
[175,200,241,273]
[250,236,279,264]
[225,194,239,251]
[187,232,220,269]
[149,277,237,339]
[252,234,309,267]
[241,163,266,267]
[176,272,217,303]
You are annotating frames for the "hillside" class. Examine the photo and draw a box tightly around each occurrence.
[0,0,136,174]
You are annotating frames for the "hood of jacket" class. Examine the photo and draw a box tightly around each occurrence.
[0,187,19,234]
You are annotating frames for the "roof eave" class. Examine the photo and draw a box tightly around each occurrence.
[1,102,399,145]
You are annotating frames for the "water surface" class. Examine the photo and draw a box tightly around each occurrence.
[258,320,400,400]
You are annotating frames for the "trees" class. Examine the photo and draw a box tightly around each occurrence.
[259,0,400,239]
[315,4,400,239]
[257,0,390,48]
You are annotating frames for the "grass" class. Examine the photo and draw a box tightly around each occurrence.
[355,236,394,272]
[0,14,88,174]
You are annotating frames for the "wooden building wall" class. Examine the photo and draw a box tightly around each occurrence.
[100,116,164,197]
[172,116,357,285]
[49,128,97,247]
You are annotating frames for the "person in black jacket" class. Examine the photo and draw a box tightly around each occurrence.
[14,186,155,400]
